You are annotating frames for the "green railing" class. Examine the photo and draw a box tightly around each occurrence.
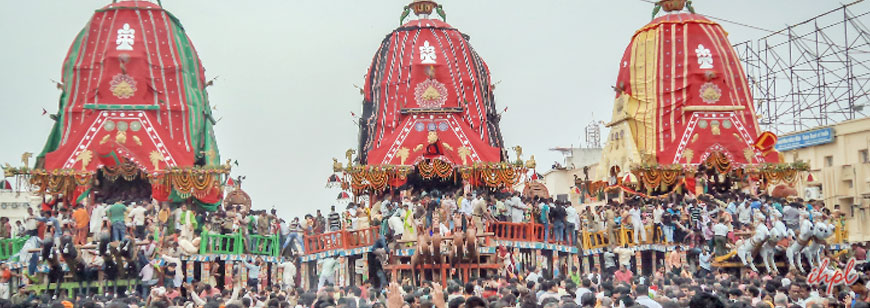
[200,232,243,255]
[249,234,280,256]
[0,237,28,261]
[29,278,139,297]
[199,232,280,257]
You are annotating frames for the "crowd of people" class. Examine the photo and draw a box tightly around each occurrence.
[0,182,869,308]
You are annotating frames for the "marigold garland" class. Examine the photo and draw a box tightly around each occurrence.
[704,151,733,174]
[432,159,454,178]
[628,153,810,193]
[30,166,229,202]
[418,160,436,179]
[101,163,144,181]
[344,160,525,193]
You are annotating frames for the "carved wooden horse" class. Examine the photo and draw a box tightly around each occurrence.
[98,234,120,295]
[410,223,431,286]
[430,225,443,279]
[119,238,139,295]
[60,235,95,296]
[447,227,480,280]
[448,231,463,279]
[41,240,64,298]
[464,225,481,279]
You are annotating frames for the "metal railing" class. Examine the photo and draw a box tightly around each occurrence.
[302,226,380,255]
[487,222,667,248]
[296,221,851,256]
[0,237,27,261]
[198,232,280,257]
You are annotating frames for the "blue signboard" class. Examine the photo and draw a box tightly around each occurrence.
[775,127,835,151]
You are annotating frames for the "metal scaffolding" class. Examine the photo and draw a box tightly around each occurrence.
[585,119,604,149]
[733,0,870,133]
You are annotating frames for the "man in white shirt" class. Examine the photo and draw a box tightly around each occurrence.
[24,207,39,237]
[614,245,634,269]
[88,203,106,235]
[279,219,291,249]
[698,248,712,278]
[629,204,646,244]
[508,194,528,223]
[318,258,339,290]
[127,203,147,240]
[139,259,160,298]
[634,284,662,308]
[458,192,474,217]
[737,201,752,228]
[574,279,593,305]
[281,260,297,290]
[525,266,542,284]
[565,205,580,246]
[388,212,404,238]
[712,217,730,256]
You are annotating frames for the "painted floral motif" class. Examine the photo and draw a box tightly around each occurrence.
[414,79,448,108]
[699,82,722,104]
[110,74,137,99]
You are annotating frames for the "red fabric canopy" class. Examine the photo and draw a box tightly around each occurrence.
[39,0,221,174]
[359,16,504,166]
[612,13,777,165]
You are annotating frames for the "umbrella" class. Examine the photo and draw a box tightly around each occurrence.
[337,191,351,200]
[326,174,342,188]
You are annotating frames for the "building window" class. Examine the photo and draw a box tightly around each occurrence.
[825,156,833,167]
[860,149,869,163]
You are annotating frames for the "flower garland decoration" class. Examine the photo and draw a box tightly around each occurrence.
[704,151,733,174]
[30,166,229,202]
[432,159,454,178]
[101,163,144,182]
[343,160,525,193]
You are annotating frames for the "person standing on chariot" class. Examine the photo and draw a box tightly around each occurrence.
[177,203,197,242]
[628,202,646,244]
[0,218,11,242]
[107,200,128,242]
[283,217,304,255]
[471,194,488,233]
[128,202,147,240]
[72,204,89,245]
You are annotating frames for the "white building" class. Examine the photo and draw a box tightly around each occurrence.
[540,147,603,206]
[0,179,37,235]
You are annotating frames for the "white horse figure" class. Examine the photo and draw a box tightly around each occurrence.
[760,220,788,274]
[737,223,769,272]
[787,218,815,273]
[802,221,834,270]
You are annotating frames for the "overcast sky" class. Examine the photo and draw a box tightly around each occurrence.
[0,0,857,220]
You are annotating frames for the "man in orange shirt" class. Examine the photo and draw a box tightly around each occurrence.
[72,204,90,245]
[665,246,684,275]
